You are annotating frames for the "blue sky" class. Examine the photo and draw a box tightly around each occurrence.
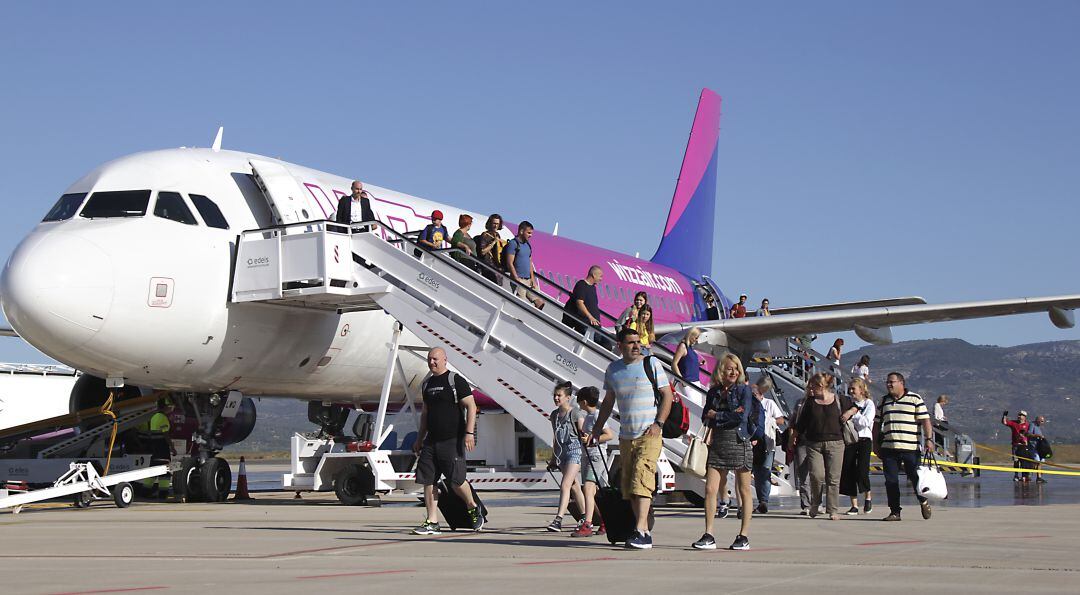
[2,2,1078,363]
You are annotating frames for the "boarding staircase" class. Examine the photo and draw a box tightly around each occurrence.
[232,220,790,496]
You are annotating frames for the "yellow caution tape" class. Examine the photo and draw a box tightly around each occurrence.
[974,443,1080,472]
[867,454,1080,477]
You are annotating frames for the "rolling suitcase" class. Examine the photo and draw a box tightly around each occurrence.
[587,451,654,545]
[436,480,488,531]
[546,468,603,526]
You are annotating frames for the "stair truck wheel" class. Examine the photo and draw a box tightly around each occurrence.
[334,464,375,506]
[173,457,204,502]
[683,490,705,508]
[201,457,232,502]
[73,491,93,508]
[113,482,134,508]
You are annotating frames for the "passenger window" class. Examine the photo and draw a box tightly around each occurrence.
[42,193,87,222]
[80,190,151,218]
[154,192,198,225]
[189,194,230,229]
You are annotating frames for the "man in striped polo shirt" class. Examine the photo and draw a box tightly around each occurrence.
[591,327,674,550]
[873,372,934,521]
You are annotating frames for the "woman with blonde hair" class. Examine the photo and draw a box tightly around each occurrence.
[792,373,859,520]
[839,377,875,514]
[671,328,704,403]
[692,353,754,551]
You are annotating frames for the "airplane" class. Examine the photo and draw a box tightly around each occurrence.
[2,89,1077,498]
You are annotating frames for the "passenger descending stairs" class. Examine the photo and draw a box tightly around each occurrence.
[231,221,716,493]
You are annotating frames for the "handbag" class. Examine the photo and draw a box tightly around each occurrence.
[681,428,709,478]
[916,451,948,501]
[835,397,858,445]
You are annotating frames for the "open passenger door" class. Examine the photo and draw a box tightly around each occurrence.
[249,159,323,224]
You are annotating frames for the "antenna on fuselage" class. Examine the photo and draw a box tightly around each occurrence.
[553,222,559,236]
[211,127,224,152]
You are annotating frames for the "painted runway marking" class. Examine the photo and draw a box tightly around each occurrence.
[50,587,168,595]
[297,569,414,580]
[516,557,618,566]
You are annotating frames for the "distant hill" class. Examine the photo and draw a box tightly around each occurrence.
[234,339,1080,451]
[841,339,1080,443]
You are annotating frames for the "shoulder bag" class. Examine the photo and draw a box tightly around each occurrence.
[835,397,858,445]
[681,427,709,478]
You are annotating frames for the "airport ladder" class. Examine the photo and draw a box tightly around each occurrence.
[231,221,711,490]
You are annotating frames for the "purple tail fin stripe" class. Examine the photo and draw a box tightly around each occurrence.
[650,89,720,280]
[663,89,720,237]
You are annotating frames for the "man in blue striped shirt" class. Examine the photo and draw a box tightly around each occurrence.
[874,372,934,522]
[590,327,674,550]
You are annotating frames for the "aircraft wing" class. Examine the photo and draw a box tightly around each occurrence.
[655,294,1080,344]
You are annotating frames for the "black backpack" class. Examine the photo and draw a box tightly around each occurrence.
[642,356,688,439]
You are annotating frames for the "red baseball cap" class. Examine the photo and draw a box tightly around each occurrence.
[431,210,444,220]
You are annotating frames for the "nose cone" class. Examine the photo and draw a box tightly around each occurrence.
[1,232,115,357]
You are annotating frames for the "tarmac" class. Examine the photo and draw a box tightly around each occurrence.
[1,464,1078,594]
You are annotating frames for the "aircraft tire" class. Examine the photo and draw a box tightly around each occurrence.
[174,457,204,502]
[201,457,232,502]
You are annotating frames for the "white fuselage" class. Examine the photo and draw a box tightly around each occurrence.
[1,148,500,402]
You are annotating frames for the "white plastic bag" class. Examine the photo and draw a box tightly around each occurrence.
[916,453,948,501]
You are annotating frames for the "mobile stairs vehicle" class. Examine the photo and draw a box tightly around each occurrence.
[231,220,798,504]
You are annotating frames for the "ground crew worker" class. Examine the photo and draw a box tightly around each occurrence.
[138,398,174,497]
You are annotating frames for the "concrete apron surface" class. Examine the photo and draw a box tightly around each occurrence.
[0,490,1077,594]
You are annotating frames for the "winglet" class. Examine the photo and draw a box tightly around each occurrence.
[212,127,224,152]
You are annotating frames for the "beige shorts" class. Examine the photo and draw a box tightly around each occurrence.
[619,433,662,499]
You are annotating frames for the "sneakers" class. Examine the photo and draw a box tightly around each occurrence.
[570,521,593,538]
[627,531,653,550]
[546,516,563,532]
[716,504,729,519]
[920,501,932,520]
[411,520,442,535]
[755,503,768,514]
[799,508,809,516]
[692,533,717,550]
[729,534,750,551]
[596,522,606,536]
[846,506,860,515]
[808,507,819,519]
[864,500,873,514]
[882,513,902,521]
[468,506,485,531]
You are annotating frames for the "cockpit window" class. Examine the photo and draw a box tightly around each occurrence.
[154,191,198,225]
[80,190,151,218]
[42,193,87,222]
[189,194,230,229]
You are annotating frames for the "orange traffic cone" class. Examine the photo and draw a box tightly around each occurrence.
[233,456,252,500]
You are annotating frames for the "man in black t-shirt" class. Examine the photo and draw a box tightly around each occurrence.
[411,347,483,534]
[562,265,603,334]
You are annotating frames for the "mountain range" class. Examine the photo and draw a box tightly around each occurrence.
[839,339,1080,443]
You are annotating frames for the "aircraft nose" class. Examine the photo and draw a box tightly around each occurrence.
[0,232,115,355]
